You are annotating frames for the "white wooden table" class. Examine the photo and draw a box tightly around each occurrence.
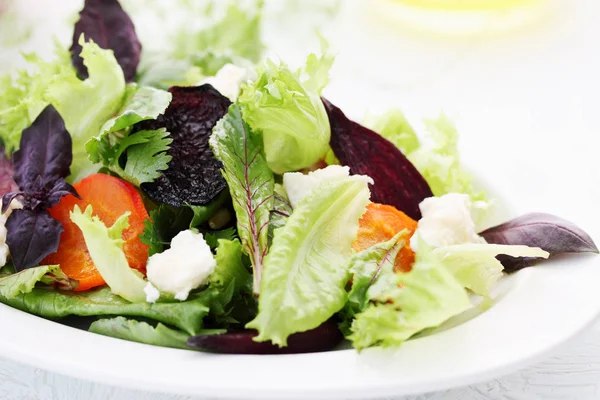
[1,0,599,398]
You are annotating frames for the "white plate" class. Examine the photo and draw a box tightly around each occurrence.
[0,238,598,400]
[0,144,598,400]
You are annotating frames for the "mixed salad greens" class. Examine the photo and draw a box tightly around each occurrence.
[0,0,597,354]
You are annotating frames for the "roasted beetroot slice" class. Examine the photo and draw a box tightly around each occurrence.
[323,98,432,220]
[136,85,231,207]
[187,320,343,354]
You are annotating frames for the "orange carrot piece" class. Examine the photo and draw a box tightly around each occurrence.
[353,203,418,272]
[43,174,150,291]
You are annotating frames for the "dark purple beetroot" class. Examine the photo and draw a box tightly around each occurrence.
[481,212,598,271]
[136,85,231,207]
[323,99,432,220]
[71,0,141,82]
[187,320,343,354]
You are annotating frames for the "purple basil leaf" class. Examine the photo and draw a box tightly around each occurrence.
[1,192,22,214]
[481,212,599,270]
[0,149,17,196]
[323,99,433,220]
[137,85,231,207]
[187,320,343,354]
[71,0,141,82]
[46,179,79,207]
[12,105,73,192]
[6,209,63,271]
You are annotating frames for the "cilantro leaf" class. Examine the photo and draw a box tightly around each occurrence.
[122,129,172,186]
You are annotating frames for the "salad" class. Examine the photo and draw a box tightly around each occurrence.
[0,0,596,355]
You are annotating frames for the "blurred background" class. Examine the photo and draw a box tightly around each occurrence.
[2,0,596,221]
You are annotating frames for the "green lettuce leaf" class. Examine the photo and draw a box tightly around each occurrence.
[0,265,59,299]
[210,104,274,295]
[348,240,472,350]
[339,232,405,335]
[238,51,332,173]
[363,108,420,154]
[70,205,147,303]
[0,43,73,154]
[0,286,212,335]
[347,232,407,313]
[46,38,128,181]
[208,239,255,326]
[210,239,252,297]
[247,175,371,346]
[89,317,192,350]
[435,243,549,297]
[99,85,172,135]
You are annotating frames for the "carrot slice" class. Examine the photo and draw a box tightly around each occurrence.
[43,174,150,291]
[353,203,418,272]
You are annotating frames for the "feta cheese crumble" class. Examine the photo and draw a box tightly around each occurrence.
[283,165,373,209]
[0,198,23,267]
[411,193,485,251]
[201,63,251,101]
[145,230,216,302]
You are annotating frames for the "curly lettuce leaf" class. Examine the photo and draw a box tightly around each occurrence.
[347,239,549,349]
[89,317,192,350]
[238,51,333,173]
[435,243,549,297]
[0,43,73,155]
[210,104,274,295]
[0,265,60,300]
[363,108,420,155]
[407,115,489,210]
[46,38,127,181]
[366,111,490,224]
[0,286,212,335]
[247,175,371,346]
[349,240,472,350]
[70,205,147,303]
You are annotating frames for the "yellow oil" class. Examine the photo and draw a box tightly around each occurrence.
[373,0,550,37]
[390,0,539,11]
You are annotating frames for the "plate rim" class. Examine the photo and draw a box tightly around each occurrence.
[0,253,599,399]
